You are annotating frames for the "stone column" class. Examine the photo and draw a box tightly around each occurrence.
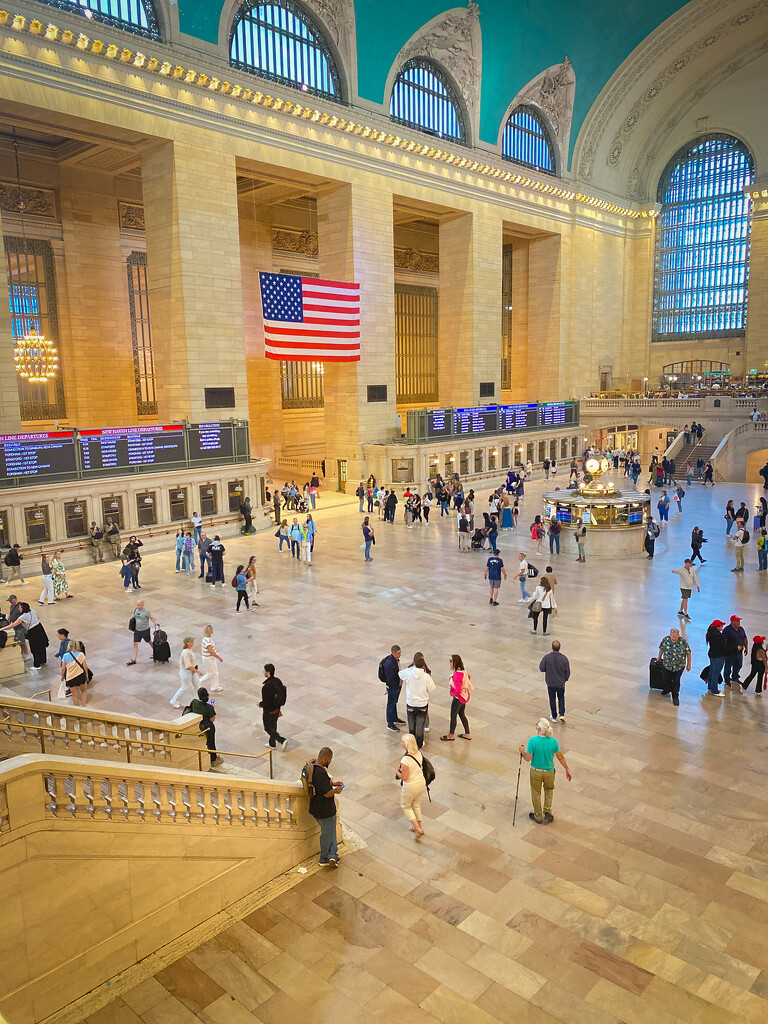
[0,206,22,433]
[438,207,503,406]
[527,234,563,401]
[58,168,136,425]
[141,142,248,423]
[238,200,283,462]
[745,196,768,378]
[317,181,396,487]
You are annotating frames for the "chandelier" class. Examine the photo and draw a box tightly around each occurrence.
[11,128,58,384]
[14,329,59,383]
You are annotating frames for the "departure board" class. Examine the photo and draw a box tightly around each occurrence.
[188,423,234,462]
[0,431,77,481]
[499,403,538,430]
[454,406,499,435]
[426,409,453,439]
[538,402,576,427]
[79,425,185,472]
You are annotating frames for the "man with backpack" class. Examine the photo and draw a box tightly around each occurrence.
[645,518,660,559]
[89,522,105,563]
[731,522,749,572]
[303,747,343,867]
[379,644,404,732]
[260,663,287,750]
[239,497,253,534]
[4,544,27,586]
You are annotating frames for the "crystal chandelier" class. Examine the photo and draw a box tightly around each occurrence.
[11,129,58,384]
[14,329,59,383]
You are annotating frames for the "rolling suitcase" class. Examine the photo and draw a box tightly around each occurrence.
[649,657,670,692]
[152,628,171,664]
[205,570,213,583]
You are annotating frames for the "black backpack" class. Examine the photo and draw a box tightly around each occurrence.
[275,679,287,706]
[377,657,388,683]
[742,529,751,544]
[527,564,539,578]
[3,552,11,566]
[406,753,436,797]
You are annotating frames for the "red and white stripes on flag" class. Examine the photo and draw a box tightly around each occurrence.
[258,271,361,362]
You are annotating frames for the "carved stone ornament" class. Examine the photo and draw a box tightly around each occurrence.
[515,58,575,146]
[394,2,482,136]
[394,247,439,273]
[0,182,56,218]
[302,0,355,62]
[119,202,145,230]
[272,228,320,258]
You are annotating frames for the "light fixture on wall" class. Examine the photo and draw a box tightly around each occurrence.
[11,128,58,384]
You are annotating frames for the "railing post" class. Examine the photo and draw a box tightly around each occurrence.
[39,729,46,755]
[269,749,273,779]
[125,738,132,764]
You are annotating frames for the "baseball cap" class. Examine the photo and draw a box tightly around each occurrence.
[7,594,16,602]
[730,615,741,622]
[753,636,766,644]
[711,619,726,628]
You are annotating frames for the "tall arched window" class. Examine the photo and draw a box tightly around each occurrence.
[389,58,466,145]
[33,0,160,39]
[653,134,754,341]
[230,0,341,102]
[501,105,556,175]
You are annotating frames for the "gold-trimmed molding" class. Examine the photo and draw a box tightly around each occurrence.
[0,179,56,217]
[118,201,145,230]
[0,9,659,220]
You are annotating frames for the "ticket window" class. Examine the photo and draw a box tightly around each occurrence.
[527,443,535,465]
[444,454,456,477]
[258,477,266,507]
[63,501,88,538]
[571,437,579,457]
[0,510,8,547]
[549,440,557,461]
[560,438,569,459]
[474,450,483,474]
[501,446,510,469]
[488,449,498,471]
[200,485,217,517]
[228,480,244,513]
[459,452,469,476]
[169,488,188,522]
[25,506,50,544]
[136,491,157,527]
[101,496,124,529]
[538,441,547,462]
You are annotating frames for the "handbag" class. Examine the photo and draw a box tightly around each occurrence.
[529,600,542,613]
[128,616,136,632]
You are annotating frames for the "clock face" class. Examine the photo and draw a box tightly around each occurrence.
[585,458,600,474]
[600,458,610,474]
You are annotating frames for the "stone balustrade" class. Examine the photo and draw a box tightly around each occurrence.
[0,754,323,1024]
[0,695,207,771]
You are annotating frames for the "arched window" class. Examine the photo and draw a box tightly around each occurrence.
[389,58,466,145]
[33,0,160,39]
[653,134,754,341]
[501,105,556,175]
[230,0,341,102]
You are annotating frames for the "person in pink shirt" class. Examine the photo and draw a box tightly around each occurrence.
[440,654,473,741]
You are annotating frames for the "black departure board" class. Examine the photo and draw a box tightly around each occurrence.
[499,404,538,430]
[79,425,185,472]
[538,402,576,426]
[454,406,499,435]
[188,423,234,462]
[0,431,77,481]
[426,409,453,438]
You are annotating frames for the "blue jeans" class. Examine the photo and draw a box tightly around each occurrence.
[310,493,316,509]
[658,507,668,522]
[440,501,449,516]
[316,814,337,863]
[724,652,743,684]
[726,519,734,534]
[182,549,194,572]
[406,705,428,748]
[386,685,401,725]
[364,540,372,561]
[211,560,225,584]
[193,527,201,545]
[199,552,210,577]
[291,539,300,558]
[549,534,560,554]
[278,535,289,550]
[519,576,530,599]
[708,656,726,694]
[175,548,183,570]
[759,549,768,570]
[359,497,364,512]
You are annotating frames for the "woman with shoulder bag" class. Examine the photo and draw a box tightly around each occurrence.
[245,556,260,608]
[529,576,556,635]
[440,654,473,741]
[61,640,89,706]
[395,733,427,837]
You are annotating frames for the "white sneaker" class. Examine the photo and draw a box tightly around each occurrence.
[518,598,528,603]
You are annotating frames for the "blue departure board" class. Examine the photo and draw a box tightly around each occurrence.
[426,409,453,438]
[499,404,538,430]
[79,425,185,472]
[538,402,576,426]
[0,431,77,481]
[188,423,234,462]
[454,406,499,434]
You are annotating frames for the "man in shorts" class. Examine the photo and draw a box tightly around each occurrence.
[126,599,157,665]
[484,549,506,606]
[671,558,700,621]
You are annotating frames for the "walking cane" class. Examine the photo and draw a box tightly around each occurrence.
[512,752,522,826]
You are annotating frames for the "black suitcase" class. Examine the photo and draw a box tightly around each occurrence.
[153,629,171,663]
[649,657,670,692]
[205,571,213,583]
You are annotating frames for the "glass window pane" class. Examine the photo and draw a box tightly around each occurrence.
[33,0,160,40]
[501,105,556,175]
[389,59,465,145]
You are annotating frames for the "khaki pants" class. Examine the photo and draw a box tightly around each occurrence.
[458,532,471,551]
[529,768,555,821]
[735,545,745,570]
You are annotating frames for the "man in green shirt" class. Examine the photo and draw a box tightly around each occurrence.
[658,627,691,707]
[518,718,572,824]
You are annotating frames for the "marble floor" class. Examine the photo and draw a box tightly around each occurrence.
[5,475,768,1024]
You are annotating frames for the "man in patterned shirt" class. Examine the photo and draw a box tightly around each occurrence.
[658,627,692,707]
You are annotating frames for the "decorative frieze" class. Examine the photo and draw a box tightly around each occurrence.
[118,202,145,230]
[0,181,56,218]
[394,247,439,273]
[271,228,319,257]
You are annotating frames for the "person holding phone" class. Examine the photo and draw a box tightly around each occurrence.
[307,747,343,867]
[189,687,223,768]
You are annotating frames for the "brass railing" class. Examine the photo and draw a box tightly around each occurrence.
[0,719,273,777]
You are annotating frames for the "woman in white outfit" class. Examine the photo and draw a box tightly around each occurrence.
[170,637,202,708]
[38,552,55,606]
[201,624,223,691]
[395,733,427,837]
[529,576,557,635]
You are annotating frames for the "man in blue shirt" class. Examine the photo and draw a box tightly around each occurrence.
[381,644,405,732]
[484,549,506,607]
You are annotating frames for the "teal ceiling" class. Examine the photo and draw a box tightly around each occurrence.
[177,0,691,164]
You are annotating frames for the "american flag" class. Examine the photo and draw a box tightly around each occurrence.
[258,272,361,362]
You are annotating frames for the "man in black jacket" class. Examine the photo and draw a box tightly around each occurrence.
[208,536,225,587]
[705,619,740,697]
[382,645,404,732]
[260,663,287,750]
[4,544,27,586]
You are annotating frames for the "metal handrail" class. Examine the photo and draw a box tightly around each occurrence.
[31,689,52,702]
[0,718,274,777]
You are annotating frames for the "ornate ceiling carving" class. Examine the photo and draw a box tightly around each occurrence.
[0,182,56,218]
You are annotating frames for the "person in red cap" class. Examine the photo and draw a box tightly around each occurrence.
[704,620,740,696]
[741,638,767,695]
[723,617,748,686]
